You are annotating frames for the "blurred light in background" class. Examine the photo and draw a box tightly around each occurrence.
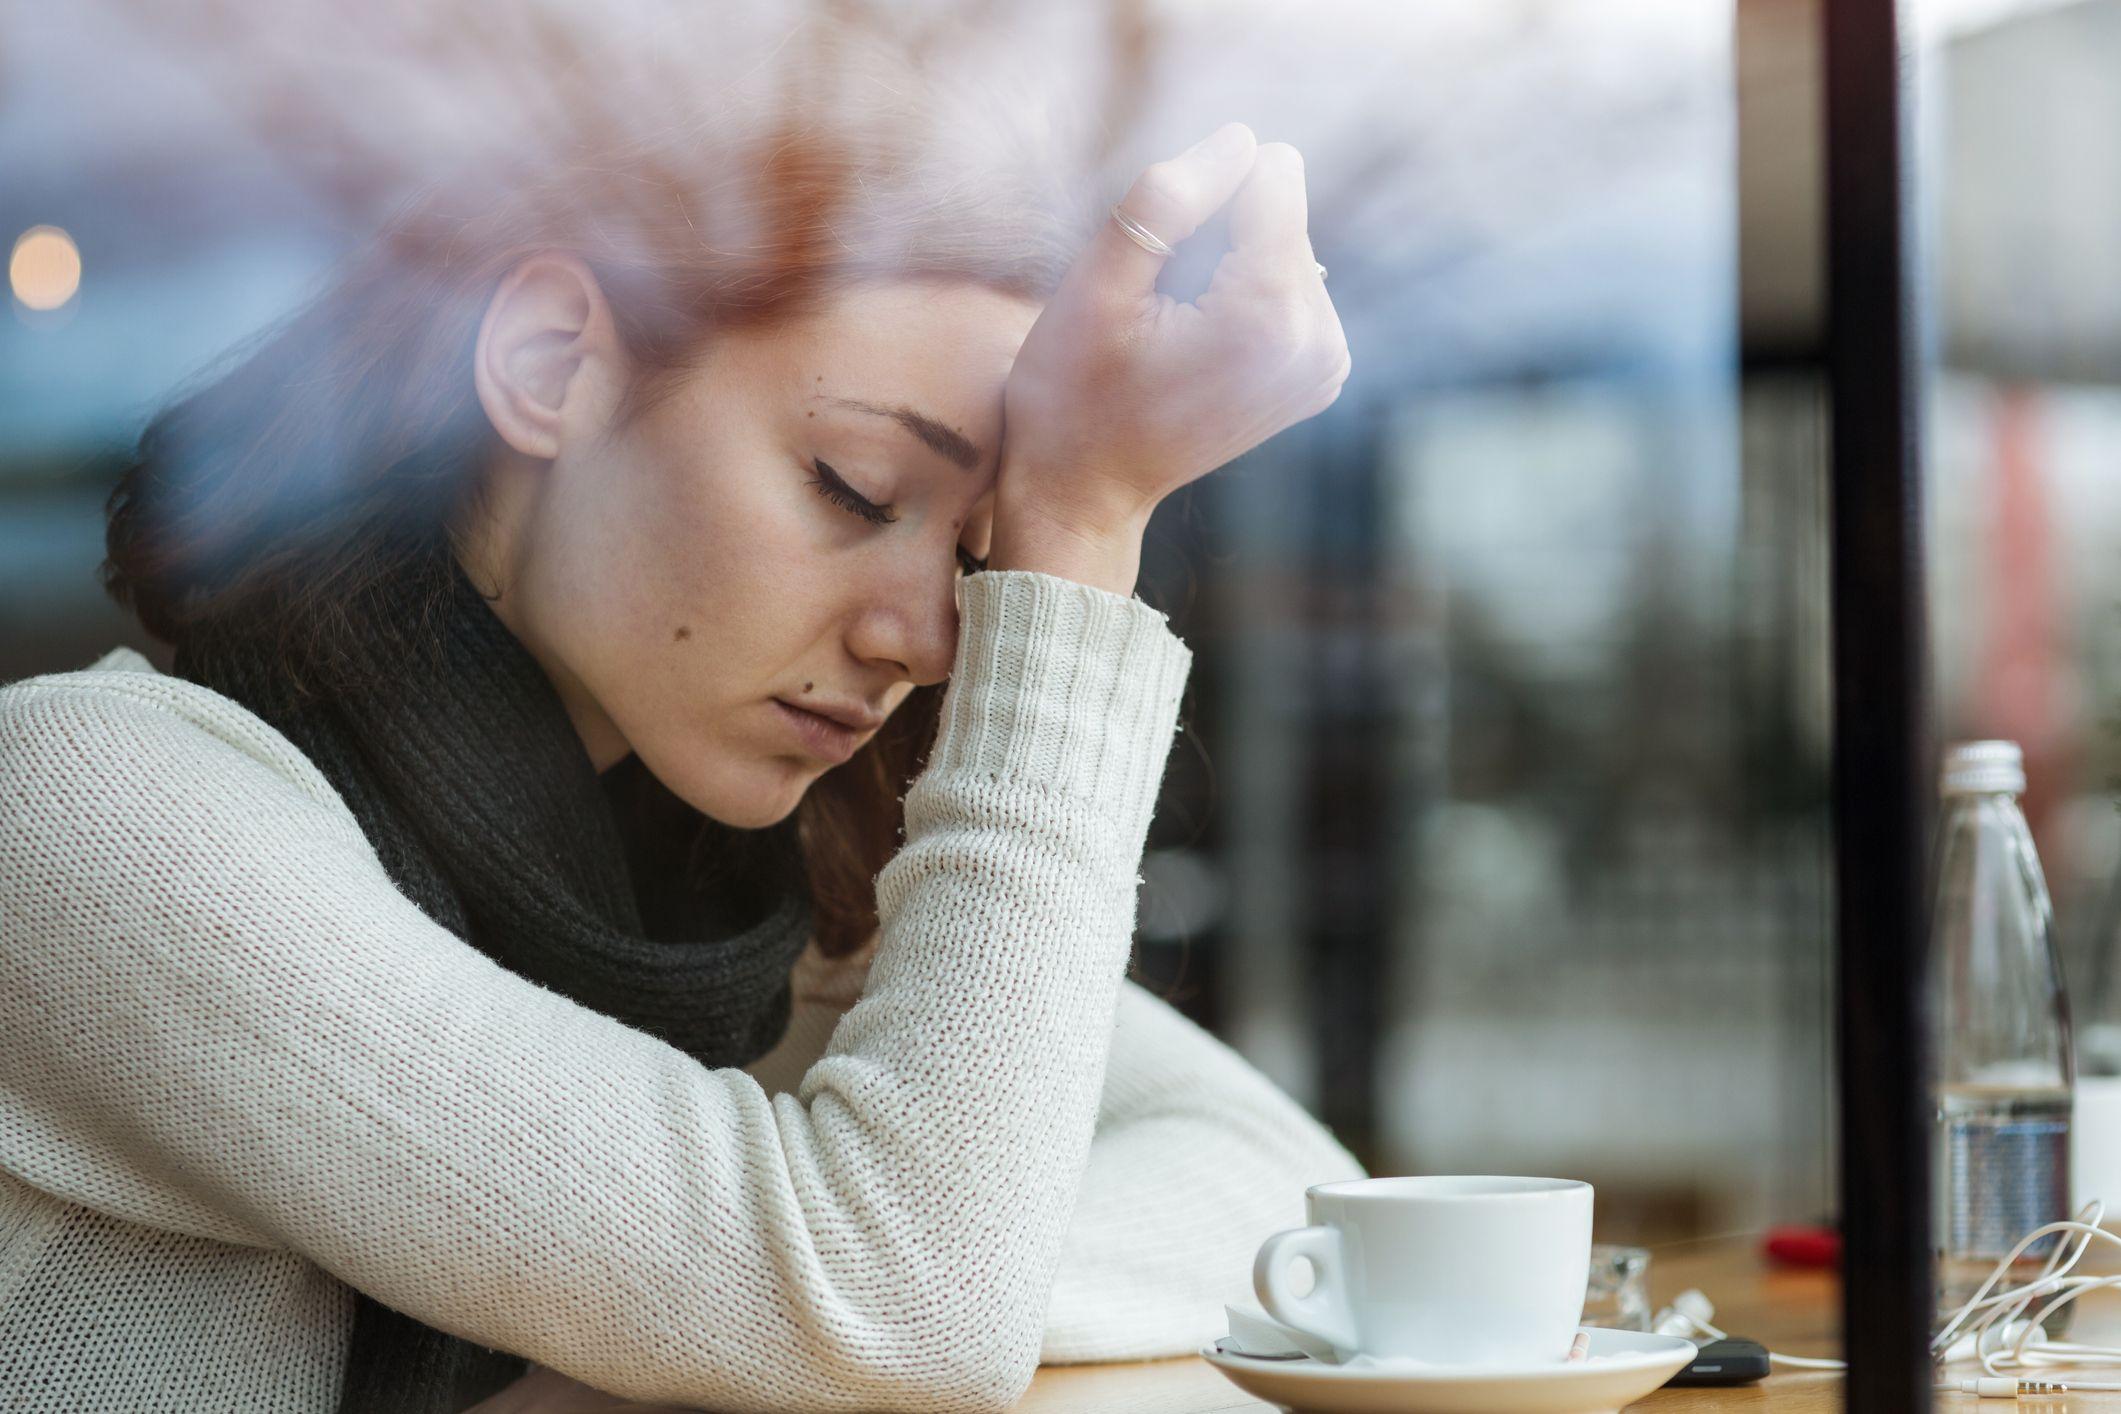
[10,226,81,312]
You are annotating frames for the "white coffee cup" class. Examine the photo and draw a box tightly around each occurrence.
[1252,1174,1594,1366]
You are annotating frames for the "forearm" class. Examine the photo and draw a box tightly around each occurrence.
[1037,982,1369,1363]
[750,978,1369,1367]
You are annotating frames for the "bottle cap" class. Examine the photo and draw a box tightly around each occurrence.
[1940,740,2025,796]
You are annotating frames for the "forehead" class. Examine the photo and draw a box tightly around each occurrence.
[752,280,1040,460]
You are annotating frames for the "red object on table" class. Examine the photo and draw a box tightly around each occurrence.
[1762,1224,1841,1268]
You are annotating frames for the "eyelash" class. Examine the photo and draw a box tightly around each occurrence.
[806,458,896,525]
[806,458,989,575]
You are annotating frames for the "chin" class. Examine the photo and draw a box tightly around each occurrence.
[715,794,804,831]
[654,755,814,831]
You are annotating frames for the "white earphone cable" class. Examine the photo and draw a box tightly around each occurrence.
[1657,1199,2121,1397]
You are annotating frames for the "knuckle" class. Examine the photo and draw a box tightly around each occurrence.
[1131,162,1188,214]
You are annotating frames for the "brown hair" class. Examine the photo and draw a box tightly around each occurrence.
[99,23,1104,958]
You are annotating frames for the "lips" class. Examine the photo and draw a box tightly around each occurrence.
[787,698,887,733]
[771,698,878,765]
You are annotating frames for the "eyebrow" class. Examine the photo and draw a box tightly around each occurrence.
[825,396,985,472]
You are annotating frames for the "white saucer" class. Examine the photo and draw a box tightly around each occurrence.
[1200,1326,1699,1414]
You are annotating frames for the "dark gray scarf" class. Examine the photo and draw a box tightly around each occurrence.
[173,544,815,1413]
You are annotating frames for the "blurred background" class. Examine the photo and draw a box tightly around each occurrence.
[4,0,2117,1253]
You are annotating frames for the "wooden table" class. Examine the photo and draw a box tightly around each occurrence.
[1012,1229,2121,1411]
[498,1229,2121,1412]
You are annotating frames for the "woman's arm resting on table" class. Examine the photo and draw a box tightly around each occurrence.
[0,571,1190,1414]
[1036,980,1368,1362]
[746,975,1369,1365]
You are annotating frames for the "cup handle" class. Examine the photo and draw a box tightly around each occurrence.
[1252,1225,1358,1354]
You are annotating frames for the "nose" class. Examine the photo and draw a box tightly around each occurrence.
[846,557,959,688]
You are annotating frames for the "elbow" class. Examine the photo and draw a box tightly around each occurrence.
[864,1348,1034,1414]
[904,1306,1043,1414]
[842,1295,1043,1414]
[954,1360,1040,1414]
[944,1321,1044,1414]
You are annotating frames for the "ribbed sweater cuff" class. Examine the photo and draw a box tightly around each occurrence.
[926,570,1194,841]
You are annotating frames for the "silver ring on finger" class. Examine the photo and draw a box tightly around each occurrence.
[1109,203,1176,257]
[1112,202,1327,282]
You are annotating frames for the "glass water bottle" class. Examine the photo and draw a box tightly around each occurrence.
[1929,740,2075,1329]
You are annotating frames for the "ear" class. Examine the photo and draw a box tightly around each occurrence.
[472,253,625,461]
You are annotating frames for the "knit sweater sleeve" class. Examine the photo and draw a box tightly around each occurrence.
[0,570,1190,1414]
[745,977,1370,1365]
[1034,981,1370,1361]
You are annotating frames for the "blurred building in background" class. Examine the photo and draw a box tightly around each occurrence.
[1922,0,2121,1052]
[4,0,2114,1252]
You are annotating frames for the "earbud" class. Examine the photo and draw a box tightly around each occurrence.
[1650,1288,1719,1341]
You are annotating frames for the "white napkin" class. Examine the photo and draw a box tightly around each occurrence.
[1221,1302,1344,1363]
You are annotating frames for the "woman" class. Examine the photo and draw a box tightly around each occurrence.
[0,29,1359,1414]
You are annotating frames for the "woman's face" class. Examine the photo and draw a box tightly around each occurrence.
[461,262,1043,828]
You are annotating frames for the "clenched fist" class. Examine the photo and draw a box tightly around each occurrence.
[987,121,1352,596]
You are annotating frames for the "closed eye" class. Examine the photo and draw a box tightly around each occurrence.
[806,458,897,525]
[809,457,987,575]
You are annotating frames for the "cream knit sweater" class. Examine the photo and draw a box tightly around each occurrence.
[0,570,1366,1414]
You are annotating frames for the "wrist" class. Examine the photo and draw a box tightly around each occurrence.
[984,507,1149,599]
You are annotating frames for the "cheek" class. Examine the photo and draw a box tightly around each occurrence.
[541,442,828,701]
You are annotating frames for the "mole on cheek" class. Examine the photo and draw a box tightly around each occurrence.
[803,681,814,693]
[673,626,691,642]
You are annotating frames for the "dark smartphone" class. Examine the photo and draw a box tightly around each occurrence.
[1664,1337,1771,1386]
